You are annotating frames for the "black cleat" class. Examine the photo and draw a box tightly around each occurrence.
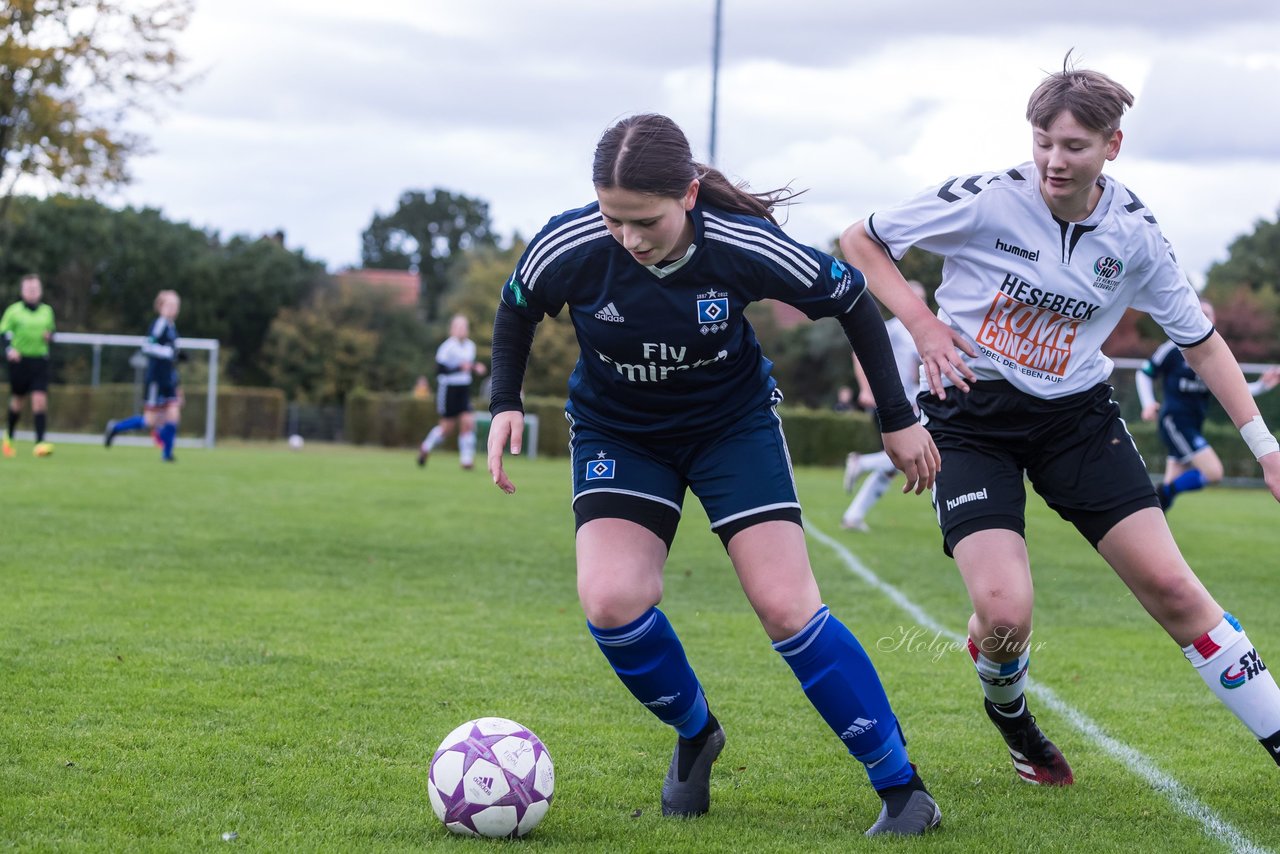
[864,767,942,837]
[661,716,725,817]
[104,420,117,448]
[985,699,1074,785]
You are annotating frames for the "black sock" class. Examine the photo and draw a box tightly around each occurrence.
[675,712,719,780]
[1262,730,1280,767]
[876,764,928,803]
[34,412,46,442]
[6,408,17,439]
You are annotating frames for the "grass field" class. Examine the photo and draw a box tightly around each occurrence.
[2,440,1277,853]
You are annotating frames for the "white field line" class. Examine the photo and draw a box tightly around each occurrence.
[805,520,1273,854]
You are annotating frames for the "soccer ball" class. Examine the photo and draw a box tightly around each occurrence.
[428,717,554,838]
[287,434,304,450]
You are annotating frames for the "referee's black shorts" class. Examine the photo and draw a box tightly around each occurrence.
[7,356,50,395]
[919,380,1160,556]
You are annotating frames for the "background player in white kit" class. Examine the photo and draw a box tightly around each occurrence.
[418,314,487,469]
[842,54,1280,784]
[841,280,927,532]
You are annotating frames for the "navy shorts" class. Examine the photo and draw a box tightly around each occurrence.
[144,376,181,409]
[8,356,49,395]
[919,381,1160,555]
[438,384,473,418]
[569,399,802,550]
[1157,410,1210,463]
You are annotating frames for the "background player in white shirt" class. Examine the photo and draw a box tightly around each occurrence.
[841,280,927,532]
[842,54,1280,783]
[418,314,487,469]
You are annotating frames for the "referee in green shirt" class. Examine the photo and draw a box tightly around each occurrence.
[1,274,56,457]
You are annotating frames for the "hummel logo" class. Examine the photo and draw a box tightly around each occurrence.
[594,302,625,322]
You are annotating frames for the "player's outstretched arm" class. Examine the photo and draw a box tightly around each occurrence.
[487,410,523,494]
[1184,332,1280,502]
[840,221,975,398]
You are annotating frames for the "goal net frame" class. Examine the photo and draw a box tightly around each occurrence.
[25,331,222,449]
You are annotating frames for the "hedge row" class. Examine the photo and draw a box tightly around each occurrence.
[342,391,1271,476]
[45,384,286,440]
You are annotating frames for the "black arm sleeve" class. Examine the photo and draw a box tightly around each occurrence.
[489,302,538,416]
[837,295,917,433]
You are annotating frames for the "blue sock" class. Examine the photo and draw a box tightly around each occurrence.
[112,415,147,435]
[773,606,912,789]
[1171,468,1208,497]
[588,607,709,738]
[159,423,177,459]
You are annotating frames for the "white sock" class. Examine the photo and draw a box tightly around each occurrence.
[859,450,896,476]
[423,425,444,452]
[843,470,894,523]
[459,431,476,466]
[1182,613,1280,738]
[968,637,1030,706]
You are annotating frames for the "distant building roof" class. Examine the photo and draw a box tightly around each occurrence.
[334,268,419,307]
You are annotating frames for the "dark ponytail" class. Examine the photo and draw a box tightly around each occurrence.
[592,113,801,224]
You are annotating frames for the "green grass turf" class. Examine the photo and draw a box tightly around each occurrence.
[1,441,1277,852]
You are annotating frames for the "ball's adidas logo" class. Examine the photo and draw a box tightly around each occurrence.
[472,774,495,796]
[595,302,625,323]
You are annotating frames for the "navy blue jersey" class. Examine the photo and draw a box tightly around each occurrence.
[501,200,867,437]
[142,316,180,389]
[1142,340,1207,420]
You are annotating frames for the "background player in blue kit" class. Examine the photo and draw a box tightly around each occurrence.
[1137,298,1280,510]
[417,313,487,469]
[843,55,1280,784]
[486,113,943,836]
[104,290,183,462]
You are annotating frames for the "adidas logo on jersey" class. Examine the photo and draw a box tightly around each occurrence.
[595,302,625,322]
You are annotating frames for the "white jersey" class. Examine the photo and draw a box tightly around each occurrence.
[866,162,1213,399]
[435,336,476,387]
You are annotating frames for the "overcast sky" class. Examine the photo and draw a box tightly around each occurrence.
[114,0,1280,287]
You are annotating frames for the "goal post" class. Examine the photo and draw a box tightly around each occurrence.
[23,331,222,448]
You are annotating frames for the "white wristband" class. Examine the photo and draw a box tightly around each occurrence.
[1240,415,1280,460]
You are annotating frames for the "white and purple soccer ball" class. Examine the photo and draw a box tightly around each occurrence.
[428,717,555,838]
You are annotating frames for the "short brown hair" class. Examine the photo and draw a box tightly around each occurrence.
[1026,51,1134,135]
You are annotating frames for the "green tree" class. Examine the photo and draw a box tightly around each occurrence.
[0,0,190,220]
[0,194,327,384]
[263,280,431,404]
[360,189,497,322]
[1201,209,1280,363]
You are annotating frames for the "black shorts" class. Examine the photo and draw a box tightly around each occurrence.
[437,384,473,418]
[8,356,50,395]
[919,380,1159,555]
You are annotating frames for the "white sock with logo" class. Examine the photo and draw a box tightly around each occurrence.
[1181,613,1280,739]
[968,637,1030,708]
